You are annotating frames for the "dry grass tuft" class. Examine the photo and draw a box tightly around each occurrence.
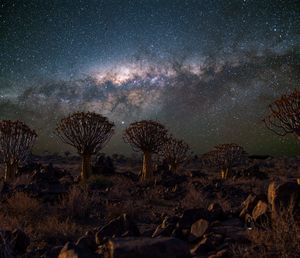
[5,192,42,225]
[57,186,94,220]
[232,211,300,258]
[35,216,81,244]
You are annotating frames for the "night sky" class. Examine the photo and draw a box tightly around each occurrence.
[1,0,300,156]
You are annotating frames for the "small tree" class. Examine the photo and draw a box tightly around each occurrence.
[202,143,246,180]
[263,89,300,138]
[123,120,168,180]
[161,136,190,172]
[0,120,37,181]
[55,112,114,181]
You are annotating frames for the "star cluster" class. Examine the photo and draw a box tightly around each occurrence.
[0,0,299,155]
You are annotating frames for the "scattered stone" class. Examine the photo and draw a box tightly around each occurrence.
[191,233,223,255]
[240,194,260,219]
[177,208,209,229]
[252,200,269,224]
[190,219,209,240]
[152,216,178,238]
[58,242,98,258]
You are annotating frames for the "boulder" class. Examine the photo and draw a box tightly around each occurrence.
[252,200,269,224]
[58,242,98,258]
[190,219,209,240]
[191,233,224,255]
[96,214,140,244]
[177,208,209,229]
[103,237,191,258]
[152,216,178,238]
[268,181,300,217]
[239,194,260,219]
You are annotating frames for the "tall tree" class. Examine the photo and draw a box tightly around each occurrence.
[123,120,168,180]
[55,112,114,181]
[0,120,37,181]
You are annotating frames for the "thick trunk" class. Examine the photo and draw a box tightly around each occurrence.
[141,151,153,180]
[81,154,92,181]
[220,167,229,180]
[4,162,18,182]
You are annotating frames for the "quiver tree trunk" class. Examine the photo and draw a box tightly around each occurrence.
[81,154,92,181]
[220,167,229,180]
[142,151,153,180]
[4,162,18,182]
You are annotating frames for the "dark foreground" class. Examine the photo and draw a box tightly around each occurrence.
[0,154,299,258]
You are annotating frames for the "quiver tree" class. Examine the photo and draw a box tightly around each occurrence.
[202,143,247,180]
[55,112,114,181]
[0,120,37,182]
[161,136,191,173]
[263,89,300,139]
[123,120,168,180]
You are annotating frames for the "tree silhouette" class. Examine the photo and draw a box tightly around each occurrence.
[202,143,246,180]
[161,136,190,172]
[55,112,114,181]
[123,120,168,180]
[0,120,37,181]
[263,89,300,138]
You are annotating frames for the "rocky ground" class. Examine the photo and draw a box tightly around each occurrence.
[0,154,299,258]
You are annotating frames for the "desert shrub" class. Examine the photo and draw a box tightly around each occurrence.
[84,175,113,190]
[57,186,94,220]
[105,201,142,220]
[0,213,19,231]
[180,182,210,209]
[35,216,81,244]
[232,211,300,258]
[5,192,42,225]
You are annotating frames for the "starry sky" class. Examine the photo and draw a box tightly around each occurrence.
[1,0,300,156]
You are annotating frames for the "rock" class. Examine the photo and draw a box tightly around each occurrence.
[190,219,209,240]
[252,200,269,224]
[96,214,140,244]
[177,208,209,229]
[239,194,260,219]
[268,181,300,217]
[152,216,178,238]
[191,233,223,255]
[58,242,98,258]
[208,203,225,220]
[104,237,191,258]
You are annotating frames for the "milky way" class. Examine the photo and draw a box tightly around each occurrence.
[1,0,300,155]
